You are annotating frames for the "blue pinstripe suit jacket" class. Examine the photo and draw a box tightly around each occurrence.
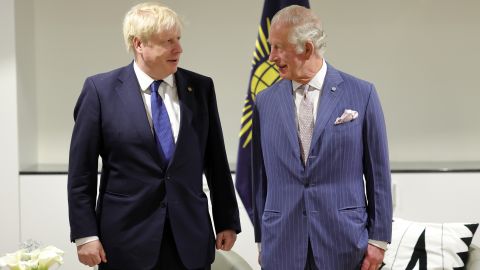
[252,63,392,270]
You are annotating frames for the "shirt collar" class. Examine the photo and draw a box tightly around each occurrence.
[292,58,328,92]
[133,61,175,91]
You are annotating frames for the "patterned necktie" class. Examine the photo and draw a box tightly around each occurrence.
[151,80,175,166]
[298,84,314,165]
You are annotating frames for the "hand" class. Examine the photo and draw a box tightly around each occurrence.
[215,229,237,251]
[361,243,385,270]
[77,240,107,267]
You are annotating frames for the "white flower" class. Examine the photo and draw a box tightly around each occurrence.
[0,249,28,270]
[37,246,64,270]
[0,246,63,270]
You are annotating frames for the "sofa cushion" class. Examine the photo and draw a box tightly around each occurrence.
[382,218,478,270]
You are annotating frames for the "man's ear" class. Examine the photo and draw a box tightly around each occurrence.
[133,37,143,53]
[304,41,315,60]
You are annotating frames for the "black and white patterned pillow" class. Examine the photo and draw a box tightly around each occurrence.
[382,218,478,270]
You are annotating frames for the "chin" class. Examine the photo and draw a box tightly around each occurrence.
[279,73,291,80]
[278,69,289,78]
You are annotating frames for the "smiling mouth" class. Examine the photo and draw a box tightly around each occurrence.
[277,65,287,72]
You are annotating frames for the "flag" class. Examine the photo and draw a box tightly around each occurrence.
[236,0,310,222]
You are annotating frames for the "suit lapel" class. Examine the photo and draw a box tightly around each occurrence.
[310,63,344,148]
[276,80,301,158]
[115,63,163,167]
[172,70,193,167]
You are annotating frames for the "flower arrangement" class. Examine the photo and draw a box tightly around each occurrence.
[0,240,63,270]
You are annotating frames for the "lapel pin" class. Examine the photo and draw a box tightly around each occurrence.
[331,86,337,92]
[187,86,193,92]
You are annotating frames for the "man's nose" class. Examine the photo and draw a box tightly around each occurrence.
[174,41,183,54]
[268,52,276,62]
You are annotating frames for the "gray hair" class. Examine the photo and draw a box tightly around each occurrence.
[271,5,326,56]
[123,2,183,52]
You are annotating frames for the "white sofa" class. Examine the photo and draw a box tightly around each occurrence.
[212,250,253,270]
[468,245,480,269]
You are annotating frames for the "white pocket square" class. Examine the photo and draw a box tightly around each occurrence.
[334,109,358,125]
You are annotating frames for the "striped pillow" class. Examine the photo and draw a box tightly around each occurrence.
[382,218,478,270]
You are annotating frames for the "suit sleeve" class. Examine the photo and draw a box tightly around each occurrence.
[362,84,393,243]
[251,101,268,243]
[203,78,241,234]
[67,77,101,242]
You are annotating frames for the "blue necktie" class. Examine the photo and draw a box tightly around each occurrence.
[150,80,175,166]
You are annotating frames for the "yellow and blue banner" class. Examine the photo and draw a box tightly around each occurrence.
[236,0,310,222]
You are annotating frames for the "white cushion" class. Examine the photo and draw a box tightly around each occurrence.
[382,218,478,270]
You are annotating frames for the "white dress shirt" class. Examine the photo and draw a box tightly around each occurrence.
[134,61,181,142]
[291,58,327,124]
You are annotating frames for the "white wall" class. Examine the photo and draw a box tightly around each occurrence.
[15,0,480,167]
[16,0,37,169]
[316,1,480,162]
[392,173,480,224]
[19,175,89,270]
[0,0,20,254]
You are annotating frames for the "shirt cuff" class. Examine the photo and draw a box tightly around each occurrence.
[368,239,388,251]
[75,236,99,246]
[257,242,261,252]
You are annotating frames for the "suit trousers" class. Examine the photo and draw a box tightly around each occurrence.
[304,240,364,270]
[261,240,318,270]
[304,240,318,270]
[156,217,211,270]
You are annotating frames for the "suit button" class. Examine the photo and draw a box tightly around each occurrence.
[302,210,307,216]
[304,183,309,187]
[166,176,171,180]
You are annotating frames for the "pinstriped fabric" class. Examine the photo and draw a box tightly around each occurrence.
[252,63,392,270]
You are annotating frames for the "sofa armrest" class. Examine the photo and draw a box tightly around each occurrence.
[468,244,480,270]
[212,250,253,270]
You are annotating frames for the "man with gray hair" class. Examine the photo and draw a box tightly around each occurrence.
[68,2,240,269]
[252,5,392,270]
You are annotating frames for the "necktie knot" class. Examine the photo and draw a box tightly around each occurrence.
[151,80,163,94]
[302,84,310,99]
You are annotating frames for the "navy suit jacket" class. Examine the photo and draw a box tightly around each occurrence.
[68,63,240,270]
[252,64,392,270]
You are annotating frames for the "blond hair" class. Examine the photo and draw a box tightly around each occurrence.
[123,2,183,52]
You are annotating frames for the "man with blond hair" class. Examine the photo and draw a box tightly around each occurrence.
[252,5,392,270]
[68,2,240,269]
